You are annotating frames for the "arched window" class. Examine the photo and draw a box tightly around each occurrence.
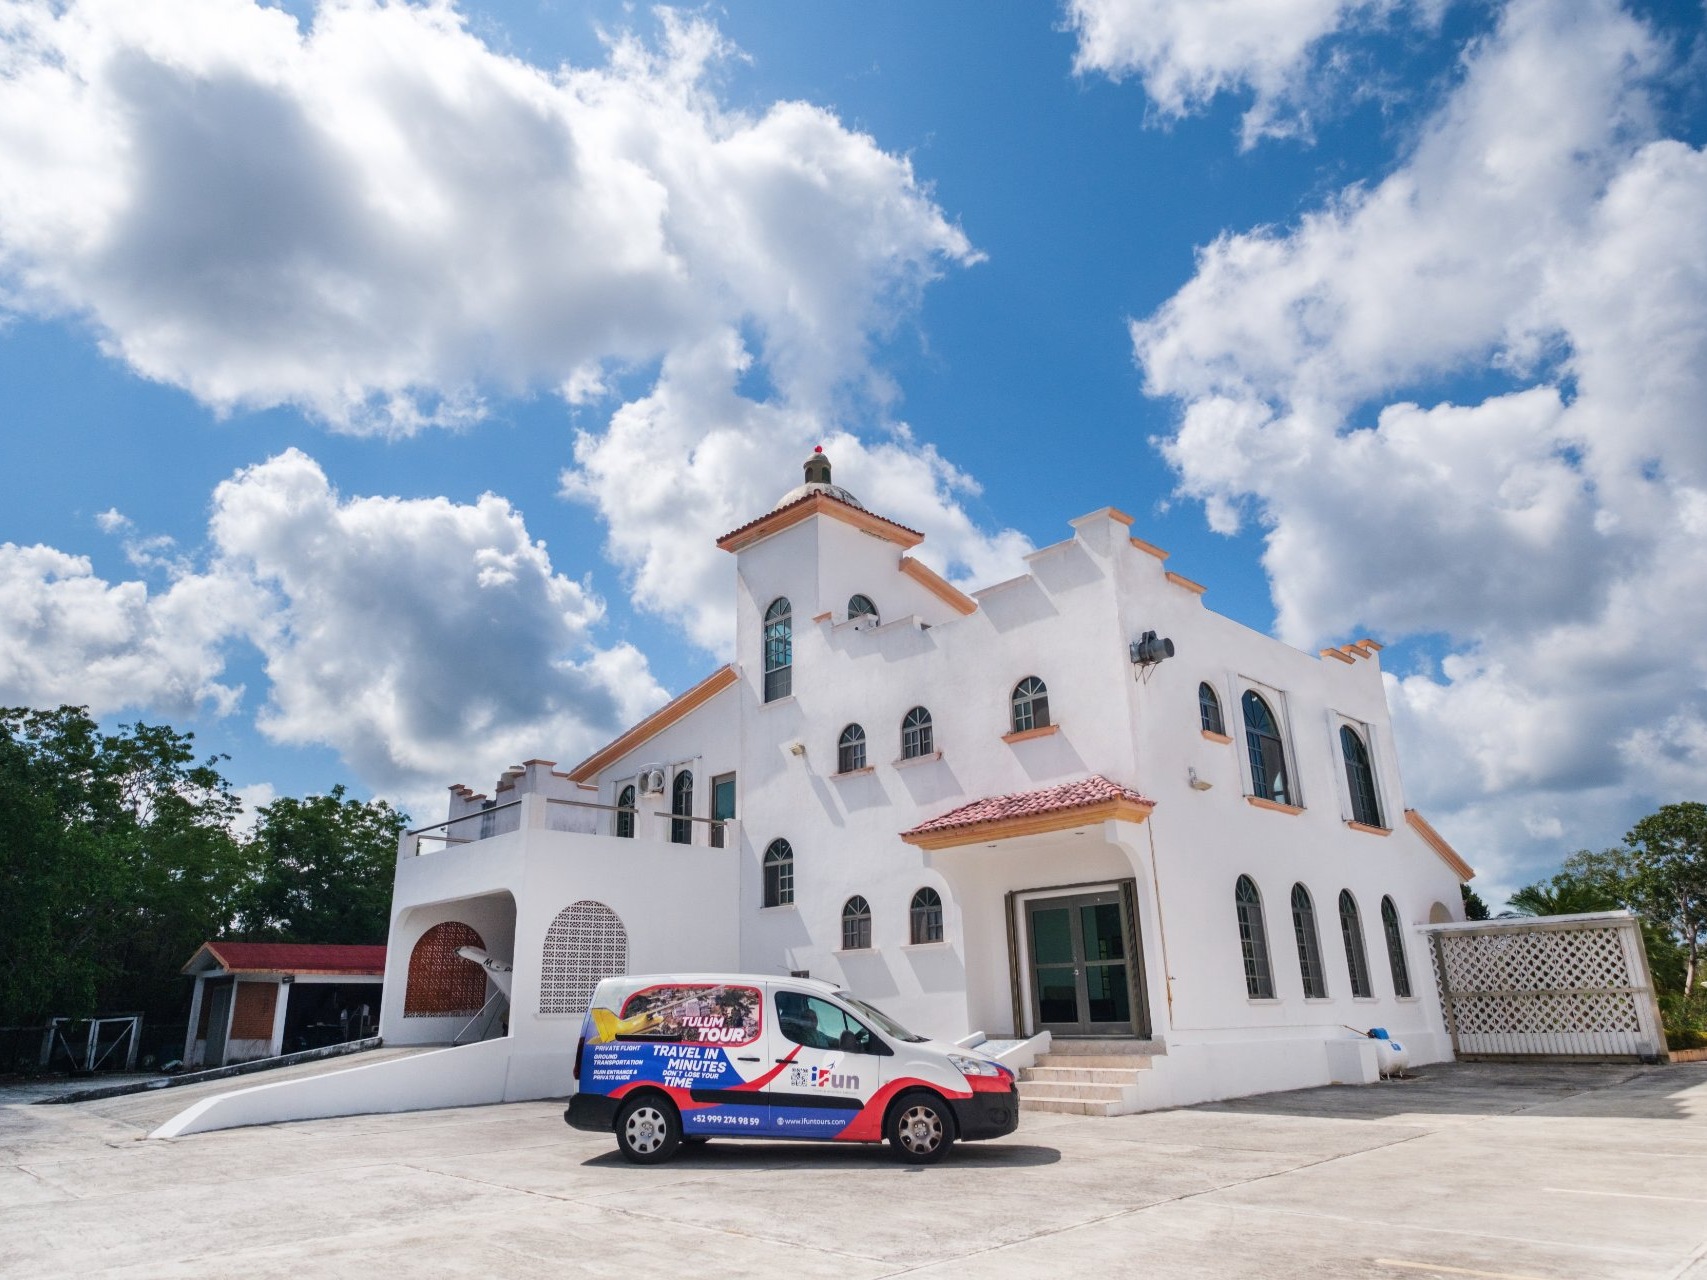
[1242,691,1292,805]
[1290,884,1328,999]
[1234,876,1275,999]
[614,784,635,839]
[540,900,629,1014]
[670,769,693,845]
[837,724,867,774]
[1341,726,1383,828]
[910,887,944,944]
[842,896,872,950]
[763,839,794,907]
[901,706,934,759]
[1011,677,1050,733]
[1339,890,1373,998]
[404,921,488,1018]
[1381,896,1412,998]
[763,597,792,702]
[848,594,878,624]
[1199,682,1225,735]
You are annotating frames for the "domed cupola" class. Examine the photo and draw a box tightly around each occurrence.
[773,446,865,511]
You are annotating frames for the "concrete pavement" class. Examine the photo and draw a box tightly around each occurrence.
[1,1061,1703,1278]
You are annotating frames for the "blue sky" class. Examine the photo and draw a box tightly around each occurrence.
[2,0,1704,903]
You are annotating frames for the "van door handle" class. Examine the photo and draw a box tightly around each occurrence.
[736,1056,760,1062]
[775,1058,791,1064]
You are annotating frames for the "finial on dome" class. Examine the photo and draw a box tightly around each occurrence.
[770,444,864,511]
[803,447,832,486]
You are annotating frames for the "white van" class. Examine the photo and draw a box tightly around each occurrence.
[565,973,1019,1163]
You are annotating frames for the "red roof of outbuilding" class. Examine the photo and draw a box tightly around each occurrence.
[185,941,387,976]
[900,775,1154,849]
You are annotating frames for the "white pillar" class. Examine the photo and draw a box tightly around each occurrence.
[270,977,291,1057]
[183,976,204,1067]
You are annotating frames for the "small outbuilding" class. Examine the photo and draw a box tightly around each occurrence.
[182,942,386,1069]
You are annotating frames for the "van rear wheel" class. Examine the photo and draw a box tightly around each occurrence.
[615,1094,681,1164]
[888,1090,954,1164]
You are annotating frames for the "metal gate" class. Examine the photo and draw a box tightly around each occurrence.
[1424,911,1667,1061]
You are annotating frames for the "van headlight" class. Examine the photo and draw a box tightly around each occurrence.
[947,1052,1005,1078]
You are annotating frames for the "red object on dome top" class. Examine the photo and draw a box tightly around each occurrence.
[813,445,823,453]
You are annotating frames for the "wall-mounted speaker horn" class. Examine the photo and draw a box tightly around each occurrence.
[1130,630,1175,665]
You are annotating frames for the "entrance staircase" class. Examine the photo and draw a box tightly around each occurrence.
[1017,1039,1162,1116]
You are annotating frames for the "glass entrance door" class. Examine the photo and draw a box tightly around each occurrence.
[1025,891,1135,1036]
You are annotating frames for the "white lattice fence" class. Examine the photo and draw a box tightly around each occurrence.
[539,900,629,1015]
[1424,911,1666,1060]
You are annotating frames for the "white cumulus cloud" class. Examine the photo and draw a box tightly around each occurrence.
[1132,0,1707,896]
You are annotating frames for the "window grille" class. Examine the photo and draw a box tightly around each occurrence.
[763,839,794,907]
[842,896,872,950]
[901,706,934,759]
[1291,883,1328,998]
[1235,876,1275,999]
[670,769,693,845]
[1011,677,1050,733]
[1242,690,1291,805]
[540,900,629,1014]
[1381,896,1412,997]
[615,784,635,839]
[910,887,944,944]
[838,724,867,773]
[848,594,878,623]
[1340,890,1373,998]
[1199,682,1224,735]
[404,921,489,1017]
[763,598,792,702]
[1341,726,1383,827]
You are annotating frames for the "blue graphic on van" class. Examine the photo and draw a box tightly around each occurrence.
[582,1040,743,1093]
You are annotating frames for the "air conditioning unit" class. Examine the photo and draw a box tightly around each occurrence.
[638,767,668,795]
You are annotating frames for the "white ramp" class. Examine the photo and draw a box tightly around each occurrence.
[150,1037,542,1138]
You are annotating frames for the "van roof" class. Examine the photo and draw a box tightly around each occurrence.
[594,972,843,995]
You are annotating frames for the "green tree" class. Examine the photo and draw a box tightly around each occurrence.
[236,786,407,944]
[1623,802,1707,995]
[1505,856,1624,917]
[1461,882,1491,921]
[0,707,253,1024]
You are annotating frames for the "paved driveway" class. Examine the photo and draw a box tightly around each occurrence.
[1,1062,1703,1278]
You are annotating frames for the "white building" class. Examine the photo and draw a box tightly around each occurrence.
[153,450,1476,1135]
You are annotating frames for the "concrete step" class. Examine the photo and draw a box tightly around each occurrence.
[1020,1064,1150,1084]
[1044,1038,1166,1057]
[1018,1080,1128,1103]
[1017,1093,1122,1117]
[1032,1053,1154,1070]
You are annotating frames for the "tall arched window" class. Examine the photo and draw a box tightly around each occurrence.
[910,887,944,944]
[614,784,635,839]
[1339,890,1373,998]
[1341,726,1383,827]
[670,770,694,845]
[848,594,878,623]
[763,597,792,702]
[1199,682,1225,735]
[901,706,934,759]
[1011,677,1050,733]
[1381,896,1412,997]
[1290,884,1328,999]
[1234,876,1275,999]
[540,900,629,1014]
[1242,691,1292,805]
[837,724,867,773]
[842,896,872,950]
[763,839,794,907]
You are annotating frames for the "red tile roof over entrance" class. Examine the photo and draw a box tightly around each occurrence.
[901,775,1153,840]
[191,942,387,976]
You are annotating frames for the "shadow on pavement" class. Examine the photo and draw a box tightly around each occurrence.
[582,1140,1062,1169]
[1189,1060,1702,1122]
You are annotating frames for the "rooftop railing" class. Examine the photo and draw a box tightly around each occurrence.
[402,794,736,857]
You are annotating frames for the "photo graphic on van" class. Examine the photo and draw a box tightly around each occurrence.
[585,983,762,1045]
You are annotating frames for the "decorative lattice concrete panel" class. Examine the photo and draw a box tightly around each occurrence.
[403,921,488,1017]
[540,901,629,1014]
[1427,913,1664,1059]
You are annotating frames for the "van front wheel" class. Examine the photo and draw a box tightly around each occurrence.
[888,1091,954,1164]
[615,1094,681,1164]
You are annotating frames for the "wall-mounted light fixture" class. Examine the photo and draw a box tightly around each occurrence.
[1130,630,1175,666]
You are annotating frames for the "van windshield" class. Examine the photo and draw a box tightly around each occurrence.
[837,993,928,1043]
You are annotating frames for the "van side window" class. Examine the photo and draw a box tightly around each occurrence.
[775,991,884,1055]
